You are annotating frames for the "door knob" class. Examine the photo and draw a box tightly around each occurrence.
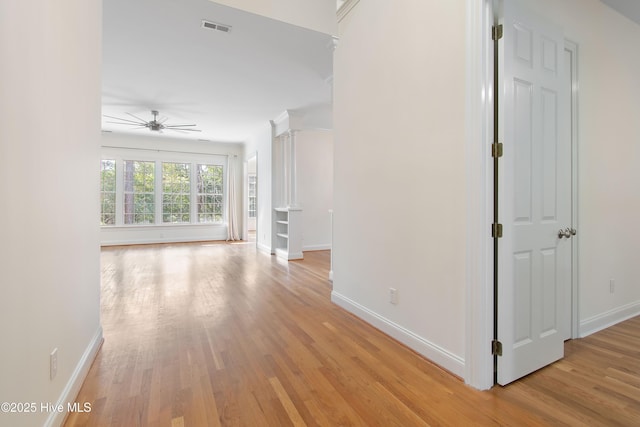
[558,228,571,239]
[570,228,577,236]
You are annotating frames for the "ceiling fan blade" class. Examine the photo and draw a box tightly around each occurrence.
[105,121,148,126]
[167,128,202,132]
[126,112,149,122]
[164,124,197,128]
[103,115,146,125]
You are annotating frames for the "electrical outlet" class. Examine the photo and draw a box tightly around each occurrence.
[610,279,615,294]
[389,288,398,305]
[50,348,58,380]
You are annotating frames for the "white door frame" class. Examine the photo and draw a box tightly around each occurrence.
[465,0,495,390]
[465,0,579,390]
[565,40,580,340]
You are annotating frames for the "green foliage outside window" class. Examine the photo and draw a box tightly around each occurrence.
[162,163,191,223]
[124,160,155,224]
[197,164,224,223]
[100,160,116,225]
[99,159,224,226]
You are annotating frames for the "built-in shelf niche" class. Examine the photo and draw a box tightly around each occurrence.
[271,111,304,261]
[274,207,303,260]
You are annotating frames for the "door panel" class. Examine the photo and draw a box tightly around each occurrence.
[498,0,570,385]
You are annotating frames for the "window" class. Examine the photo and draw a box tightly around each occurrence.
[99,154,225,227]
[123,160,155,224]
[162,162,191,223]
[100,160,116,226]
[197,164,224,223]
[248,174,257,219]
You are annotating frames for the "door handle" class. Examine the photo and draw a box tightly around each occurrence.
[558,228,572,239]
[558,227,576,239]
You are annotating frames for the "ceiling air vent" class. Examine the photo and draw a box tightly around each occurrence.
[202,20,232,33]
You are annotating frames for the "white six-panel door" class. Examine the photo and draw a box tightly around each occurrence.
[497,0,571,385]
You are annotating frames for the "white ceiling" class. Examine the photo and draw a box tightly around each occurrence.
[601,0,640,26]
[102,0,334,143]
[102,0,640,144]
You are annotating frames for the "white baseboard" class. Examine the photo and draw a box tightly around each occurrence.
[257,242,273,254]
[258,243,330,254]
[100,224,228,246]
[331,291,465,378]
[276,248,303,260]
[45,327,103,427]
[100,236,227,246]
[302,244,332,251]
[579,300,640,338]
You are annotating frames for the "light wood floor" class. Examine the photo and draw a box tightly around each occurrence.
[65,241,640,426]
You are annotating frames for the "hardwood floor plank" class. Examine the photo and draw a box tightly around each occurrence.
[268,377,307,427]
[64,242,640,426]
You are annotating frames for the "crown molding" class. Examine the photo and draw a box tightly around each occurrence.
[272,110,304,136]
[337,0,361,23]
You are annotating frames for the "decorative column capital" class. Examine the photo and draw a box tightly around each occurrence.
[327,36,339,52]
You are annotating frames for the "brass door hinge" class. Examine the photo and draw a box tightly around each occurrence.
[492,340,503,356]
[492,25,503,41]
[492,223,503,238]
[492,142,503,158]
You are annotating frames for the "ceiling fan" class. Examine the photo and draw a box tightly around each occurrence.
[103,110,201,133]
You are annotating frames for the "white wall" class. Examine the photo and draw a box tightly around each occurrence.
[244,123,274,253]
[100,132,244,245]
[0,1,103,426]
[332,0,467,376]
[297,130,334,251]
[210,0,337,35]
[521,0,640,334]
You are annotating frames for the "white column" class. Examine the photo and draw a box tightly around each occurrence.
[289,130,298,208]
[281,133,289,207]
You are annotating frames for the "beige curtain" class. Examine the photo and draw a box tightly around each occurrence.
[226,155,241,241]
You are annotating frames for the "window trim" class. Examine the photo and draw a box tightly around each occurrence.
[100,148,227,229]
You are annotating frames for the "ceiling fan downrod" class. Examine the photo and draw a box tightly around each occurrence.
[148,110,163,131]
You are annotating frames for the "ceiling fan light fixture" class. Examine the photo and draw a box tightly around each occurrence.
[103,110,201,133]
[147,110,164,131]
